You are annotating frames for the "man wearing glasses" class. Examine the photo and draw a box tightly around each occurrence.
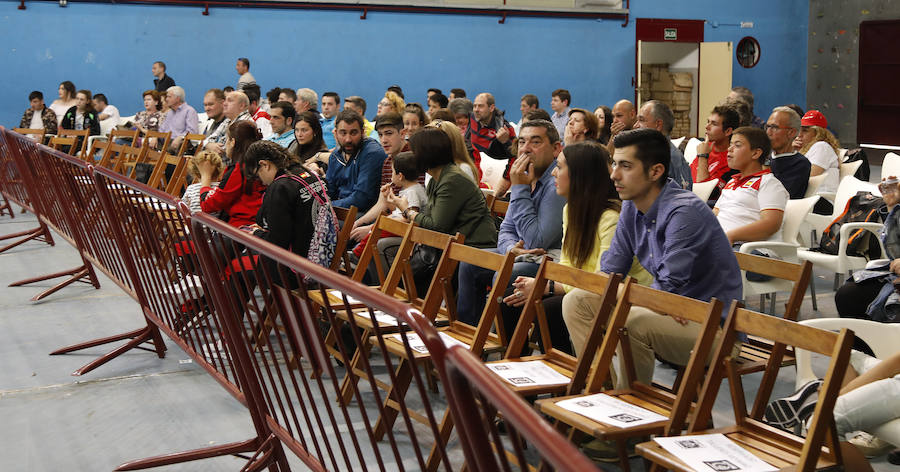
[765,106,810,199]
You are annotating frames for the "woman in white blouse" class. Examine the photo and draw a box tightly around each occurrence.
[48,81,77,126]
[798,109,841,214]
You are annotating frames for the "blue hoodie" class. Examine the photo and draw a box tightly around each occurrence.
[325,137,387,212]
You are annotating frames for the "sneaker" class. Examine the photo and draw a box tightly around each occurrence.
[581,436,644,463]
[765,379,822,430]
[848,431,894,458]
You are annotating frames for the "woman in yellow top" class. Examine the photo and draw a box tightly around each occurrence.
[503,141,651,355]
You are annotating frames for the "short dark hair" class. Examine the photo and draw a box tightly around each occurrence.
[375,111,403,131]
[711,104,741,132]
[154,61,166,71]
[223,86,235,93]
[552,89,571,105]
[29,91,43,101]
[335,109,364,131]
[520,119,560,144]
[60,81,76,98]
[265,87,281,104]
[345,96,367,114]
[393,151,421,181]
[430,109,455,122]
[238,57,250,69]
[613,128,670,185]
[280,88,297,102]
[450,88,466,98]
[244,140,297,177]
[243,84,261,104]
[270,101,296,124]
[732,126,771,162]
[403,104,430,127]
[387,85,404,99]
[322,91,340,106]
[525,109,552,122]
[731,86,754,110]
[92,93,108,105]
[429,93,449,108]
[521,94,539,108]
[205,88,225,101]
[427,88,442,95]
[409,127,453,171]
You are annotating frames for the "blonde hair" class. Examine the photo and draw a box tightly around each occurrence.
[429,120,479,181]
[384,91,406,115]
[800,125,841,155]
[189,150,225,180]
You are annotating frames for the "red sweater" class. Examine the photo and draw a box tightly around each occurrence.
[199,163,264,228]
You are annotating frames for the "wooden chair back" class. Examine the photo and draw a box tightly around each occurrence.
[145,149,174,191]
[48,136,78,156]
[108,128,139,145]
[176,133,207,159]
[12,128,46,144]
[85,139,111,163]
[489,197,509,217]
[380,222,463,309]
[112,143,146,175]
[143,130,172,153]
[96,142,129,170]
[58,129,90,158]
[164,156,190,196]
[330,206,358,274]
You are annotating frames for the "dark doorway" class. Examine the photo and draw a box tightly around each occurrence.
[858,20,900,145]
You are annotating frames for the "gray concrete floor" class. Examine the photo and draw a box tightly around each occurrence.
[1,203,896,471]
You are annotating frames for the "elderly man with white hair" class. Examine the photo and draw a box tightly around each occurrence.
[159,85,199,152]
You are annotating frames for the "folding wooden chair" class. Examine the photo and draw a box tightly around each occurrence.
[58,129,90,159]
[175,133,207,159]
[96,142,129,169]
[484,259,623,397]
[112,143,147,176]
[164,157,190,196]
[376,242,517,472]
[489,196,509,218]
[143,129,172,153]
[48,135,78,156]
[637,305,854,472]
[12,128,46,144]
[84,139,111,164]
[330,206,358,275]
[145,149,176,192]
[537,283,724,472]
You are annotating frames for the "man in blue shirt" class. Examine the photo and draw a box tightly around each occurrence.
[563,128,742,388]
[456,120,567,326]
[325,109,387,213]
[320,92,339,150]
[159,86,198,153]
[549,89,571,142]
[265,101,297,151]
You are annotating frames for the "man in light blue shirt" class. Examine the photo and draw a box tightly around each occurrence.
[159,86,198,153]
[456,119,567,326]
[550,88,571,143]
[265,101,297,151]
[320,92,339,149]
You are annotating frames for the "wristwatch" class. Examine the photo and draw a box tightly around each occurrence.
[697,153,710,158]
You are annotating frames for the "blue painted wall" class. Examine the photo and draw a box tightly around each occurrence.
[1,1,807,132]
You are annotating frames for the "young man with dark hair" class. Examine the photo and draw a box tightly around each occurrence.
[325,109,388,212]
[692,104,740,190]
[519,94,539,128]
[344,95,375,138]
[427,88,442,100]
[564,126,741,395]
[235,57,255,90]
[449,88,466,100]
[278,88,297,104]
[320,92,340,149]
[92,93,120,123]
[266,101,297,150]
[387,85,404,100]
[550,88,571,140]
[152,61,175,92]
[427,93,449,115]
[243,84,272,138]
[374,111,406,187]
[20,90,58,134]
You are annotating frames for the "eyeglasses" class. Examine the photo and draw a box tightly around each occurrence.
[764,124,792,131]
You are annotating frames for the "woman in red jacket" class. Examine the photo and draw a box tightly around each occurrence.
[197,120,265,228]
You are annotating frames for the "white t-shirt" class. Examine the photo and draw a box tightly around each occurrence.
[805,141,840,196]
[715,170,789,242]
[74,112,85,130]
[100,104,120,122]
[29,110,44,129]
[390,183,428,218]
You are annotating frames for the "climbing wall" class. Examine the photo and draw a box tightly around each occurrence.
[807,0,900,146]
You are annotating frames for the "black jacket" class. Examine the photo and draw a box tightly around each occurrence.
[60,106,101,136]
[154,74,175,92]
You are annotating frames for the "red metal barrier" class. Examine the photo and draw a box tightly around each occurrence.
[0,128,55,253]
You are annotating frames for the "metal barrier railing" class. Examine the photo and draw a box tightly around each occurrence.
[0,128,55,253]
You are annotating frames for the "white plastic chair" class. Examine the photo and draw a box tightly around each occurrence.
[691,179,718,202]
[803,173,827,199]
[838,148,849,162]
[479,153,508,189]
[798,177,884,310]
[881,152,900,181]
[795,318,900,448]
[683,137,702,165]
[839,160,863,181]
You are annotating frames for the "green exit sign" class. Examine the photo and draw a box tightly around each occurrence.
[664,28,677,40]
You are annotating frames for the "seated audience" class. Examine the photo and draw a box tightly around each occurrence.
[766,106,811,199]
[564,108,600,145]
[564,129,741,391]
[181,150,224,213]
[201,88,226,137]
[320,92,340,149]
[518,94,539,129]
[593,105,613,145]
[377,91,405,117]
[431,120,479,183]
[244,84,273,138]
[159,86,199,152]
[278,88,297,105]
[266,101,297,150]
[92,93,119,123]
[468,92,516,195]
[293,111,329,174]
[205,90,251,157]
[799,109,841,214]
[692,104,740,192]
[325,110,388,212]
[197,120,265,228]
[456,120,565,326]
[294,88,319,115]
[634,100,692,190]
[714,127,788,245]
[605,99,636,156]
[20,90,58,135]
[49,80,77,125]
[427,92,449,116]
[449,88,466,100]
[503,142,652,355]
[134,90,163,136]
[835,176,900,322]
[449,97,474,138]
[344,96,376,138]
[373,112,408,187]
[550,89,572,140]
[403,103,430,138]
[60,89,101,142]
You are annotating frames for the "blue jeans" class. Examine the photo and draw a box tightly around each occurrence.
[456,254,539,326]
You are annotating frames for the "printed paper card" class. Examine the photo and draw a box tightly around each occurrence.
[391,332,469,354]
[328,290,361,305]
[653,434,777,472]
[556,393,668,428]
[486,361,571,387]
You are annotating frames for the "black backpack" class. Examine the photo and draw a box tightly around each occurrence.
[815,191,887,258]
